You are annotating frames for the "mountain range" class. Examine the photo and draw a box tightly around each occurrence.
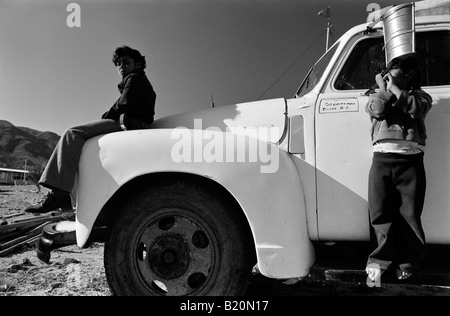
[0,120,60,170]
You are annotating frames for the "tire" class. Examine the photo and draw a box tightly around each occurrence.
[104,180,255,296]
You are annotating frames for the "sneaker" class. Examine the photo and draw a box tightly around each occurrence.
[25,191,73,214]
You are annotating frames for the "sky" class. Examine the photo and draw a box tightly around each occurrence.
[0,0,414,135]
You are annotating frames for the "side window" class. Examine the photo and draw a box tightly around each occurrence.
[295,43,339,98]
[334,37,385,90]
[416,31,450,86]
[335,30,450,90]
[12,172,22,180]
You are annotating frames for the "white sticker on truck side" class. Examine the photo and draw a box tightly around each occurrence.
[319,98,359,113]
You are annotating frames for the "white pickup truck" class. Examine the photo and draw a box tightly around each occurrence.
[38,0,450,296]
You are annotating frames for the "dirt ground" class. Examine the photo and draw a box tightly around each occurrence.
[1,185,449,297]
[0,185,110,296]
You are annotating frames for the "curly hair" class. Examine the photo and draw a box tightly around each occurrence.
[112,45,146,70]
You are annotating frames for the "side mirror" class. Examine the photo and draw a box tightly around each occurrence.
[288,115,305,154]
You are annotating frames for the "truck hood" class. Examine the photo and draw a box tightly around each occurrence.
[151,98,287,143]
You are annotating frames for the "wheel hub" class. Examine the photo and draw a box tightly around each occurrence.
[148,234,190,279]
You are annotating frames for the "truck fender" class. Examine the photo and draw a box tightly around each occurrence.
[75,128,315,279]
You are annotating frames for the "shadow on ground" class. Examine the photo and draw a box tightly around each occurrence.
[245,242,450,296]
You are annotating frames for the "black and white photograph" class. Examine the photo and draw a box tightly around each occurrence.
[1,0,450,300]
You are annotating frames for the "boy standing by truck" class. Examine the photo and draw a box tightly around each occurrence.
[365,56,432,286]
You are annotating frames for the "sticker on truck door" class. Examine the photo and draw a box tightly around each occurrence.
[319,98,359,113]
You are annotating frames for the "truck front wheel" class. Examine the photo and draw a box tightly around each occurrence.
[104,180,255,296]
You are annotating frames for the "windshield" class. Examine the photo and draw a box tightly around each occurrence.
[294,42,339,98]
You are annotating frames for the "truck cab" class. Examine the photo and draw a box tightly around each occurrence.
[288,13,450,243]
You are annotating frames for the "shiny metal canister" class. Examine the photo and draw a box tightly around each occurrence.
[382,2,416,66]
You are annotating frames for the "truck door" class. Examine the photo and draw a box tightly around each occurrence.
[315,27,450,243]
[315,34,381,241]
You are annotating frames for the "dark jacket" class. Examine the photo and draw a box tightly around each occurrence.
[102,70,156,127]
[365,89,432,145]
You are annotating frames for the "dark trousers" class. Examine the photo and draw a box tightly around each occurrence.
[367,152,427,272]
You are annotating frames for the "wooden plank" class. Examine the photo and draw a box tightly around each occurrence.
[0,212,25,220]
[0,228,32,242]
[0,222,49,251]
[0,211,74,234]
[0,235,41,257]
